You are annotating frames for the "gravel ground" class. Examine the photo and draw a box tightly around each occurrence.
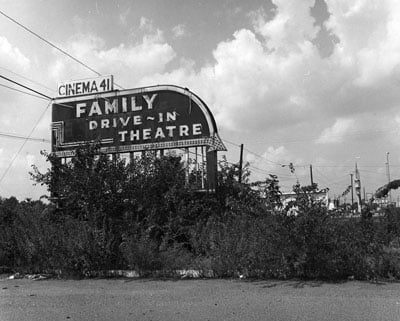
[1,276,400,321]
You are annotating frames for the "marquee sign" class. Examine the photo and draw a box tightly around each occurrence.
[51,85,226,157]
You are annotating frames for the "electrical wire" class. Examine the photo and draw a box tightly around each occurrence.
[0,131,50,143]
[221,138,290,167]
[251,127,396,146]
[221,137,325,183]
[243,147,284,166]
[308,164,389,168]
[224,137,400,169]
[221,138,241,147]
[223,137,356,192]
[221,137,398,195]
[247,164,296,179]
[359,169,386,176]
[0,9,124,90]
[0,100,51,185]
[0,74,52,99]
[0,83,49,101]
[312,167,332,188]
[223,139,400,170]
[0,65,55,93]
[0,10,100,76]
[326,174,351,186]
[222,137,379,192]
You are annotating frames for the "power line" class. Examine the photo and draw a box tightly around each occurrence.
[212,137,298,179]
[221,138,241,148]
[303,164,392,168]
[0,74,52,99]
[0,82,49,101]
[247,164,296,179]
[221,137,398,192]
[243,147,283,166]
[0,131,50,143]
[0,65,55,93]
[0,101,51,185]
[327,174,351,186]
[220,137,351,192]
[312,167,332,188]
[221,136,308,173]
[221,138,289,167]
[251,127,396,146]
[0,9,101,77]
[221,137,399,195]
[223,137,399,169]
[0,10,124,90]
[359,169,386,176]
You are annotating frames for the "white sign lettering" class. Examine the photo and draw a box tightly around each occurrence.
[58,76,113,97]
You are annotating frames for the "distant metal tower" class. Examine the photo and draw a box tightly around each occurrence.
[386,152,391,204]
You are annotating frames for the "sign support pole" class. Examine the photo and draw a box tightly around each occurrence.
[201,146,205,190]
[185,147,190,186]
[206,150,217,192]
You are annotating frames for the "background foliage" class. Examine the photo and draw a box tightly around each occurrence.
[1,144,400,280]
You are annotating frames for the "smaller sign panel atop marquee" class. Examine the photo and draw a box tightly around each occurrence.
[57,75,113,98]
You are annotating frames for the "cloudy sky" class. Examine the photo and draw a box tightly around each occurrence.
[0,0,399,201]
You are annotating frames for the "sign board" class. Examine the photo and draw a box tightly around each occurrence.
[51,85,226,157]
[57,75,113,97]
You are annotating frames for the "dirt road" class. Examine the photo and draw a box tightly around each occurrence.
[1,277,400,321]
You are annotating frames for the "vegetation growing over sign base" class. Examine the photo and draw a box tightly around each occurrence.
[1,145,400,280]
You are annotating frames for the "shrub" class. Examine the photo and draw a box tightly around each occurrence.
[1,144,398,280]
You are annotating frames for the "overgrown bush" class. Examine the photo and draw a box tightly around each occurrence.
[1,144,400,280]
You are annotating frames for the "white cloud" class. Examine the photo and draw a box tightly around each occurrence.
[263,146,290,164]
[119,7,131,26]
[44,0,329,137]
[316,118,355,144]
[139,17,155,32]
[0,36,30,70]
[172,24,187,38]
[243,144,307,189]
[15,0,400,199]
[325,0,400,87]
[253,0,319,54]
[246,145,301,172]
[46,0,400,152]
[138,1,400,142]
[48,32,176,87]
[0,146,47,200]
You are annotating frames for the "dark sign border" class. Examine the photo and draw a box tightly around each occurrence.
[51,84,226,157]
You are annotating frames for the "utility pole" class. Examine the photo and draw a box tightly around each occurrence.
[386,152,391,204]
[238,144,244,183]
[355,162,362,213]
[184,147,190,186]
[310,164,314,186]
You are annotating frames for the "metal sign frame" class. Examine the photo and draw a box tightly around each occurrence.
[51,84,226,191]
